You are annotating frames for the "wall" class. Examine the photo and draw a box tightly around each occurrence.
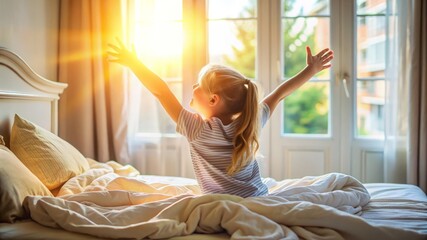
[0,0,59,81]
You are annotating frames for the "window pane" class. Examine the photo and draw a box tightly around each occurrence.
[356,0,387,138]
[283,0,330,17]
[283,17,330,80]
[135,0,182,21]
[208,0,256,19]
[357,0,386,14]
[283,82,329,134]
[282,1,331,136]
[357,16,386,78]
[208,20,256,78]
[134,22,182,79]
[356,80,385,137]
[208,3,257,79]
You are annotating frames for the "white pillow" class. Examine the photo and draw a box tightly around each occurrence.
[10,114,89,190]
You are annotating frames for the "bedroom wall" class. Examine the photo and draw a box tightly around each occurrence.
[0,0,59,81]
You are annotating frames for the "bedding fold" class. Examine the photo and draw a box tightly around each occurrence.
[23,161,426,240]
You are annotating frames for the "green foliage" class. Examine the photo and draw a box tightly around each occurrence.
[223,3,256,78]
[224,22,256,78]
[284,85,328,134]
[283,19,315,78]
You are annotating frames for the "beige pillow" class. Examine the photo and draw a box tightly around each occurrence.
[0,142,53,223]
[10,114,89,190]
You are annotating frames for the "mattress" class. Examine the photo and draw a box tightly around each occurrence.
[0,178,426,240]
[361,183,427,233]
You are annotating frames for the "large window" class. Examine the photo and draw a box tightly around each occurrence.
[126,0,395,179]
[129,0,387,140]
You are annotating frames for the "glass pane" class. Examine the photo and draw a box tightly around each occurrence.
[357,16,386,78]
[208,20,257,78]
[283,17,330,80]
[357,0,386,15]
[134,21,182,79]
[208,0,256,19]
[136,0,182,21]
[356,80,385,137]
[283,82,329,134]
[283,0,330,17]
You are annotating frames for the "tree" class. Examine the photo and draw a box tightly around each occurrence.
[284,84,328,134]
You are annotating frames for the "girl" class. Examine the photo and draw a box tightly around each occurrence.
[108,39,333,198]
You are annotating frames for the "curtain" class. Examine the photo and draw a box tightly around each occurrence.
[58,0,130,163]
[384,0,427,192]
[407,0,427,192]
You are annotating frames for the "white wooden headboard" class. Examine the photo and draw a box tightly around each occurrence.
[0,47,67,147]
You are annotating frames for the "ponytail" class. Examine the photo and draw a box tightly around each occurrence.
[227,80,260,175]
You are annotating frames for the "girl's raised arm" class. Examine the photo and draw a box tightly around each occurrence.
[262,46,333,115]
[107,39,183,123]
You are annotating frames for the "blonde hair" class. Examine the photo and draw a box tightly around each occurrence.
[198,64,260,175]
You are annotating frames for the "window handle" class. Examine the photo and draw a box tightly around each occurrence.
[342,73,350,98]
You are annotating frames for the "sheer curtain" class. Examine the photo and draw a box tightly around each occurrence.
[384,0,427,191]
[58,0,130,163]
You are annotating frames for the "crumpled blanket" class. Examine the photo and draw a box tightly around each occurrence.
[23,159,425,240]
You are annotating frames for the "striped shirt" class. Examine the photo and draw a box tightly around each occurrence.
[176,103,270,198]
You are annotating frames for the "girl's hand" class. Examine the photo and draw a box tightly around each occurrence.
[306,46,334,74]
[107,38,139,67]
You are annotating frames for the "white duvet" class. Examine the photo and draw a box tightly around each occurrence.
[23,159,425,240]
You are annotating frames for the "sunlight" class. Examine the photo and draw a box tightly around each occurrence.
[132,0,182,72]
[133,22,182,58]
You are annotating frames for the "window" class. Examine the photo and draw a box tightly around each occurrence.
[128,0,388,139]
[126,0,394,180]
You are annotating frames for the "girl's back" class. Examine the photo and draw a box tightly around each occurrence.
[177,103,270,198]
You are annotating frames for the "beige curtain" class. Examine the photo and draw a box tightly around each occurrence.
[58,0,130,163]
[408,0,427,192]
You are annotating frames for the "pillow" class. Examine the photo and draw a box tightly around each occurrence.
[0,141,53,223]
[10,114,90,190]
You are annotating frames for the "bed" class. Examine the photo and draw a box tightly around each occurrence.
[0,47,426,240]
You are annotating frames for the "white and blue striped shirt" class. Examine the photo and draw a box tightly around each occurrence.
[176,103,270,198]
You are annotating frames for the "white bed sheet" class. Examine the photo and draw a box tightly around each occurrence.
[0,178,426,240]
[362,183,427,233]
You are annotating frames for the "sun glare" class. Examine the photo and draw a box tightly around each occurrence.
[134,22,182,58]
[132,0,183,72]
